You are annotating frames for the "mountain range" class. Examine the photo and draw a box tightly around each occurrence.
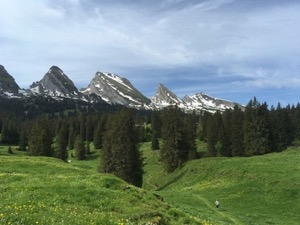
[0,65,243,113]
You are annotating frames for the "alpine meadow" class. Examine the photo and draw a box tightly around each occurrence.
[2,0,300,224]
[1,88,300,224]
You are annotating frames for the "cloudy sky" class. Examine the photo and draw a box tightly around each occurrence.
[1,0,300,106]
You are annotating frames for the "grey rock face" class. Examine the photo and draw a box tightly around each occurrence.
[151,83,186,109]
[30,66,79,97]
[0,65,20,95]
[81,72,151,107]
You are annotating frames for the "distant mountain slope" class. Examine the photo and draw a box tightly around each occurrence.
[30,66,80,97]
[81,72,151,108]
[151,84,243,112]
[183,92,242,112]
[1,64,244,112]
[151,83,186,109]
[0,65,20,95]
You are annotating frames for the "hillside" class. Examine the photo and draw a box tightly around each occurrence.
[1,144,299,224]
[0,150,202,225]
[142,142,300,225]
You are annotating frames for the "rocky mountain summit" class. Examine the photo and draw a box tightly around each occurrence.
[81,72,151,108]
[0,65,20,95]
[30,66,80,98]
[151,83,185,109]
[0,65,244,112]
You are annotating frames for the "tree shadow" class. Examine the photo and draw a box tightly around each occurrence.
[156,170,187,191]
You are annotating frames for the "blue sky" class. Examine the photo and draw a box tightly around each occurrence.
[1,0,300,106]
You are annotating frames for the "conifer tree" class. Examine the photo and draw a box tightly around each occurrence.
[219,110,232,156]
[28,117,53,156]
[19,127,27,151]
[79,114,86,141]
[55,122,69,161]
[100,109,144,187]
[230,105,244,156]
[206,111,222,157]
[270,103,293,151]
[68,119,76,150]
[161,106,188,173]
[75,135,86,160]
[151,131,160,150]
[243,98,271,155]
[184,111,198,159]
[93,120,104,149]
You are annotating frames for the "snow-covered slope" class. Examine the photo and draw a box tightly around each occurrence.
[183,92,242,113]
[150,84,242,112]
[81,72,151,108]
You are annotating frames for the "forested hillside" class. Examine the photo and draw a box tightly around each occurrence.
[1,96,300,184]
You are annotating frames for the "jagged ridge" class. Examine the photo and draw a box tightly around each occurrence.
[81,72,151,107]
[0,64,243,112]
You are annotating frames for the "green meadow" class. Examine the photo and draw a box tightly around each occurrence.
[1,143,300,225]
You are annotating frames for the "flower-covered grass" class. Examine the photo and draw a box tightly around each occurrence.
[0,154,203,225]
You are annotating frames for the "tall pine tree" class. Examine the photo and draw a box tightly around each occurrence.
[161,106,189,173]
[28,117,53,156]
[100,109,144,187]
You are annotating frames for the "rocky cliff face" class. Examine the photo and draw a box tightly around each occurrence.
[151,83,185,109]
[81,72,151,108]
[30,66,79,97]
[0,65,20,95]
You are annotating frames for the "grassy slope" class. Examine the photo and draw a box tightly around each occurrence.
[1,143,299,225]
[142,142,300,225]
[0,149,201,225]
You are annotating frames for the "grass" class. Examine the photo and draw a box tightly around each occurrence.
[0,148,202,225]
[1,142,299,224]
[142,143,300,225]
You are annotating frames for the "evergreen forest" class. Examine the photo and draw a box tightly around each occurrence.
[1,96,300,187]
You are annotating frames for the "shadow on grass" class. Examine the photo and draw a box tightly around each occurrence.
[156,170,187,191]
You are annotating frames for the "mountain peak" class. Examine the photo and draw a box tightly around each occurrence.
[151,83,185,109]
[0,65,20,95]
[30,66,79,97]
[48,65,64,75]
[81,72,151,108]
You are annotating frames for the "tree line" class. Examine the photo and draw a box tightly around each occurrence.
[1,96,300,186]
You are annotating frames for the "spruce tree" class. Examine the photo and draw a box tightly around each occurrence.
[55,122,69,161]
[28,117,53,156]
[161,106,188,173]
[206,112,222,157]
[100,109,144,187]
[75,135,86,160]
[184,111,198,159]
[243,98,271,156]
[231,105,244,156]
[219,110,232,157]
[151,131,160,150]
[68,119,76,150]
[93,120,104,149]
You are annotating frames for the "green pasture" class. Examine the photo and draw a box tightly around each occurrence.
[1,142,299,224]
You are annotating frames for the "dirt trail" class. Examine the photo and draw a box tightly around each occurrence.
[193,194,242,225]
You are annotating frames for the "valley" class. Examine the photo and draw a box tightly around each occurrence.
[1,143,299,225]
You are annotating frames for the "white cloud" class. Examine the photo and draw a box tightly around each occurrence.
[1,0,300,105]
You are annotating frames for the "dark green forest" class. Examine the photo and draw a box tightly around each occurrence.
[1,96,299,186]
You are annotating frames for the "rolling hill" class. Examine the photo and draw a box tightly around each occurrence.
[1,144,299,225]
[141,142,300,225]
